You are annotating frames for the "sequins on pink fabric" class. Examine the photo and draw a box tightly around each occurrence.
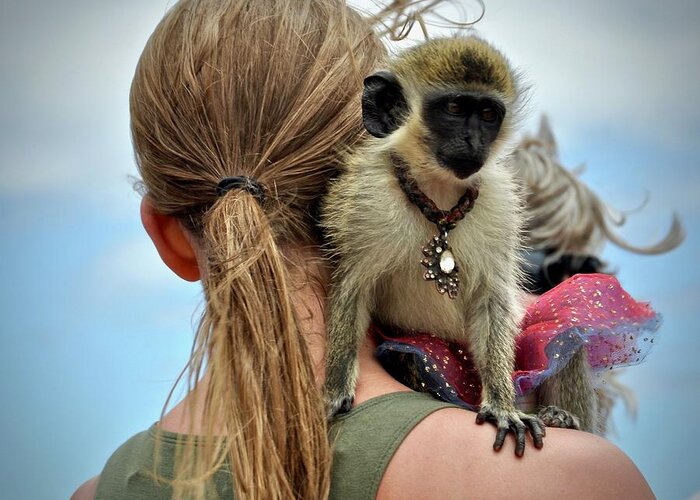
[375,274,661,410]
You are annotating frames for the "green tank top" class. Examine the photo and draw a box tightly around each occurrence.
[95,391,458,499]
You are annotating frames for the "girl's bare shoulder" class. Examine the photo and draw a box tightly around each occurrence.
[378,407,654,500]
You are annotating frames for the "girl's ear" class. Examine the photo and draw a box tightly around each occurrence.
[140,197,201,282]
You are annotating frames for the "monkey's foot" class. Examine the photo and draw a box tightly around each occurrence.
[537,405,581,430]
[476,405,546,457]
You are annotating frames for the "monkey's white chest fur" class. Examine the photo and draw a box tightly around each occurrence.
[371,162,523,342]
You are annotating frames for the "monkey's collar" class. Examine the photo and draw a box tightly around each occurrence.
[391,153,479,229]
[391,153,480,299]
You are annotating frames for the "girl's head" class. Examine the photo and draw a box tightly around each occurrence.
[513,116,684,293]
[131,0,385,498]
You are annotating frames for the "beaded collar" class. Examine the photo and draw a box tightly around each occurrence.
[392,153,480,299]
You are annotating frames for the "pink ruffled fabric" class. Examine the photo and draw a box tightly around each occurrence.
[375,274,660,410]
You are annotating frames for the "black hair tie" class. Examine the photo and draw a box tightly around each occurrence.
[216,176,266,203]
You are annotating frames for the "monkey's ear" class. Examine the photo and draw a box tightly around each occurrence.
[362,71,409,138]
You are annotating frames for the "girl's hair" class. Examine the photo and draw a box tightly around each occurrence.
[513,116,685,258]
[130,0,385,498]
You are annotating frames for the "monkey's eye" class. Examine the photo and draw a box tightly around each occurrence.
[446,101,463,115]
[480,107,497,122]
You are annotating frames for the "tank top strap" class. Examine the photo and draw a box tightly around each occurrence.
[329,391,459,500]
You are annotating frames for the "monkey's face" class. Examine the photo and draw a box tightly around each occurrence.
[423,91,505,179]
[362,71,508,181]
[362,36,519,181]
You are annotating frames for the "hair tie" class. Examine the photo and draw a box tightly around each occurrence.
[216,176,266,203]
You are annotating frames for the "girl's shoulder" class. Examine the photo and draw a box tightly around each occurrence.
[379,406,654,500]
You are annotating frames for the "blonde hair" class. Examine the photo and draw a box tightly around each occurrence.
[513,116,685,259]
[130,0,385,498]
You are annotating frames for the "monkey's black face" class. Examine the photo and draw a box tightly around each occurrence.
[362,72,506,179]
[423,91,505,179]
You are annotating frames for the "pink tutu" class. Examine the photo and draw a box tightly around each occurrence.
[375,274,661,410]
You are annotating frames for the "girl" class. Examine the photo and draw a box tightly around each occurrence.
[74,1,654,498]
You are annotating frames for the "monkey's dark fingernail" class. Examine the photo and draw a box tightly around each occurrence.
[494,427,508,450]
[532,429,544,449]
[515,426,526,456]
[528,419,545,447]
[338,397,354,414]
[476,414,485,424]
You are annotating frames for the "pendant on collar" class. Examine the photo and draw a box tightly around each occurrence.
[392,153,479,299]
[422,226,460,298]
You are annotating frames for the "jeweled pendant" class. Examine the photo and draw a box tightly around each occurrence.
[421,231,460,299]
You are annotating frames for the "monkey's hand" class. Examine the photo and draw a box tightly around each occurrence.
[537,405,581,430]
[324,389,354,419]
[476,404,546,457]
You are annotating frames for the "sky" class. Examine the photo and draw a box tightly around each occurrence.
[0,0,698,498]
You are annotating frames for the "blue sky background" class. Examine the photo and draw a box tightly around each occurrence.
[0,1,698,498]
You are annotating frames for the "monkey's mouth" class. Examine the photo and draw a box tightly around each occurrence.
[436,152,483,179]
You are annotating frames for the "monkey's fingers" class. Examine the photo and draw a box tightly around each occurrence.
[511,421,527,457]
[476,408,505,450]
[338,396,354,414]
[324,387,355,419]
[537,405,581,430]
[524,416,546,449]
[325,397,352,419]
[493,424,509,452]
[476,408,510,452]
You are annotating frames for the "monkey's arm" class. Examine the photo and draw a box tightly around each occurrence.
[324,262,374,416]
[321,160,410,416]
[468,283,546,456]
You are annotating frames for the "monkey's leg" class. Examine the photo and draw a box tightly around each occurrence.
[324,268,372,418]
[470,290,546,456]
[537,347,599,433]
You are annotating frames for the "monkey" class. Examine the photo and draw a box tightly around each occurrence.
[321,36,546,456]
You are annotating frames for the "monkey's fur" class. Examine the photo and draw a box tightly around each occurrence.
[536,349,596,431]
[322,37,545,455]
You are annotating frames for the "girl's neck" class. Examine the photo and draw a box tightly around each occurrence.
[159,248,409,436]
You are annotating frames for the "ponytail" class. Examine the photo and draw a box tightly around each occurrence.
[171,191,331,499]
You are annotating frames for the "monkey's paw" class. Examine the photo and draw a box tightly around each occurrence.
[537,405,581,430]
[324,391,354,419]
[476,405,546,457]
